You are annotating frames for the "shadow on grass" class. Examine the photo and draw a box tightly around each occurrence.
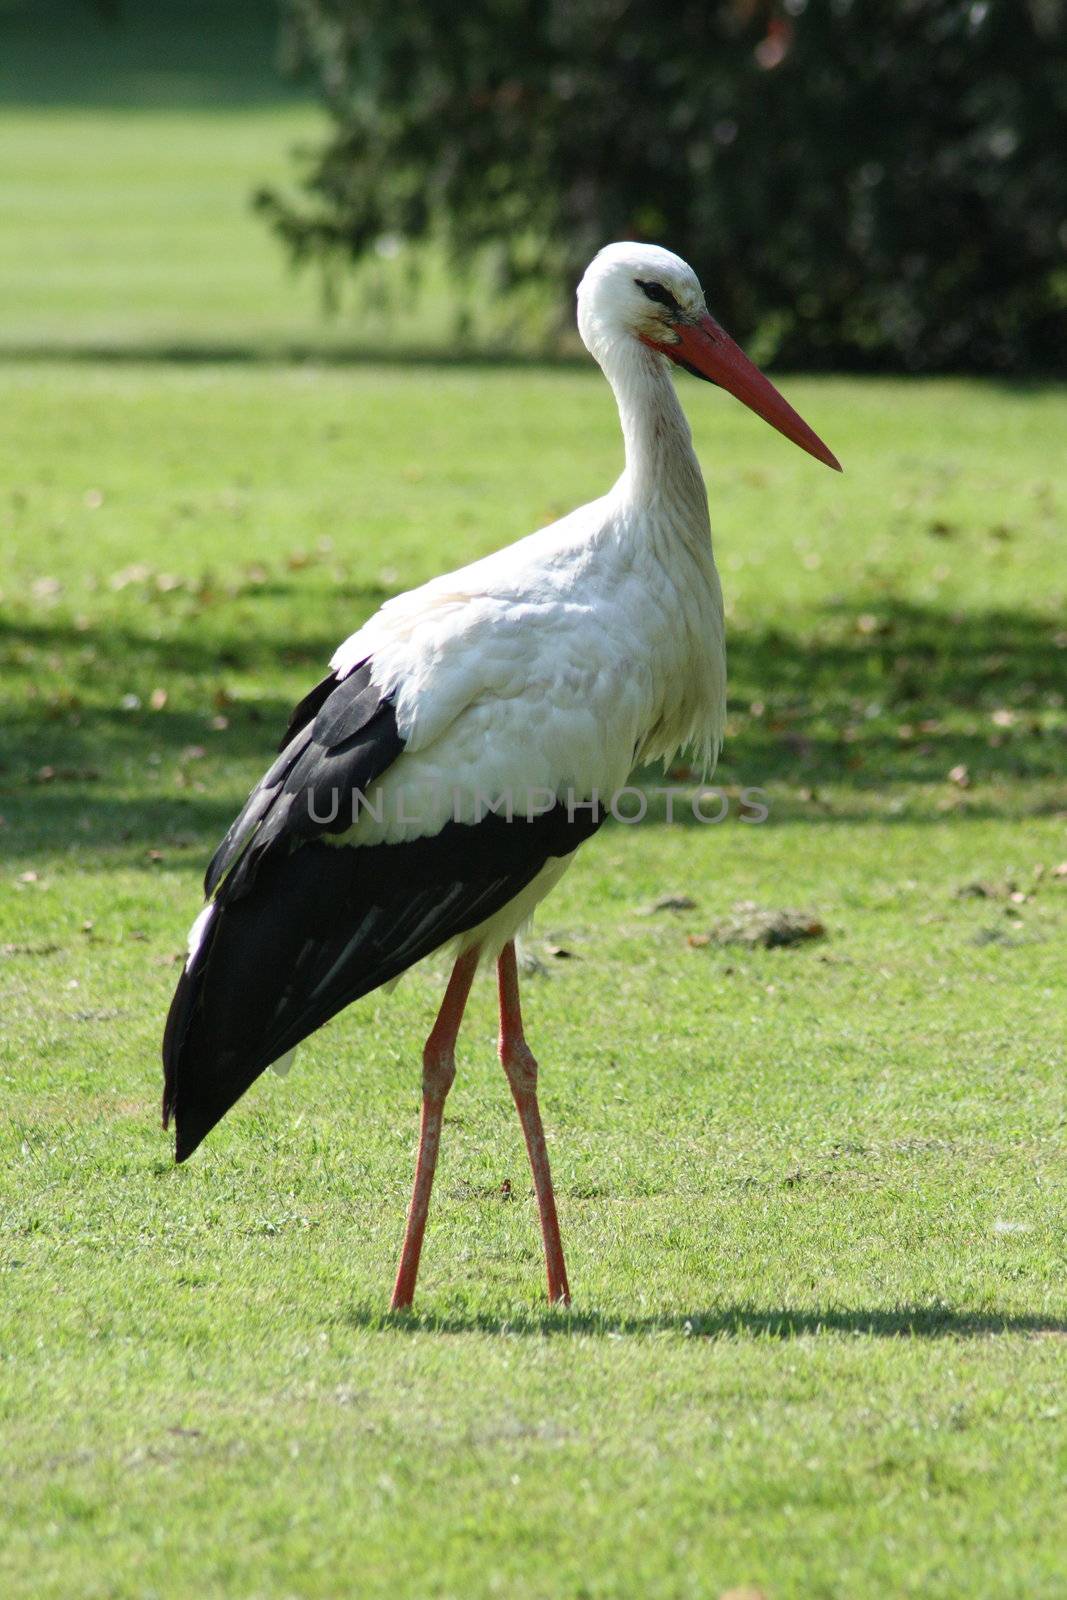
[4,349,1067,398]
[722,596,1067,792]
[1,594,1064,858]
[340,1301,1067,1341]
[0,591,387,679]
[0,341,587,371]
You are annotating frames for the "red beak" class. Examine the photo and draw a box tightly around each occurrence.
[646,314,842,472]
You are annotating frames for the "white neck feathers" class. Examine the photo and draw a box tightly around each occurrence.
[597,337,710,542]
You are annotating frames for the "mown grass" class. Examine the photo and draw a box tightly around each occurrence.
[2,4,1067,1598]
[3,359,1066,1600]
[0,0,539,362]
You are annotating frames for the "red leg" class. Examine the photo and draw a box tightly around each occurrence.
[497,940,571,1306]
[390,946,480,1311]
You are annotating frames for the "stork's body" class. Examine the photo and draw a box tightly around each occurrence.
[163,243,839,1308]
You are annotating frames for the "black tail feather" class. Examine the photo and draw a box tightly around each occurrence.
[161,808,602,1163]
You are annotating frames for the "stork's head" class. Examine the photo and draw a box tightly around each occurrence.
[577,241,841,472]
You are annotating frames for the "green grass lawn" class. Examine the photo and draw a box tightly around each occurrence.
[2,362,1066,1600]
[0,0,493,361]
[3,4,1067,1598]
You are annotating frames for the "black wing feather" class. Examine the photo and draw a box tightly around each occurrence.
[202,660,399,900]
[163,658,603,1162]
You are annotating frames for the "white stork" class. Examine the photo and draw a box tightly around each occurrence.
[163,242,840,1309]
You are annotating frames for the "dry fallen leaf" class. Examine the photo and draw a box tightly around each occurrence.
[109,563,152,591]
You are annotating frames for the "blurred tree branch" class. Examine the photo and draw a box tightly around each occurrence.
[260,0,1067,371]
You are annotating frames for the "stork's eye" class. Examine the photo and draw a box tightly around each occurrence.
[635,279,681,314]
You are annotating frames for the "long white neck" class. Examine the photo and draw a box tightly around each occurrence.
[589,331,725,780]
[598,336,711,543]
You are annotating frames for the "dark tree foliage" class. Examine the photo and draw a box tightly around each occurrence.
[260,0,1067,371]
